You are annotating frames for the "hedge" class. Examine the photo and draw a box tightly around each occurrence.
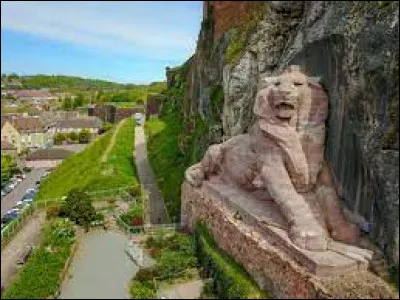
[194,222,268,299]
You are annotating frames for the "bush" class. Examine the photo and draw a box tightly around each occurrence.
[46,204,62,220]
[101,122,113,133]
[54,132,67,145]
[59,189,96,229]
[194,222,267,299]
[130,280,156,299]
[130,183,142,197]
[68,131,79,143]
[23,166,32,173]
[135,267,159,281]
[78,129,91,144]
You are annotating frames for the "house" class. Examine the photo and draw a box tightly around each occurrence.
[1,139,17,157]
[88,103,145,123]
[7,89,58,102]
[52,117,103,135]
[25,148,73,168]
[88,104,116,123]
[1,115,52,153]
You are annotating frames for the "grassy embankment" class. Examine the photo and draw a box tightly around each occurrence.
[35,118,138,202]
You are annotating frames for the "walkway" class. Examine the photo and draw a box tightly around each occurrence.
[1,211,46,288]
[59,230,138,299]
[101,119,126,163]
[134,125,169,224]
[157,279,204,299]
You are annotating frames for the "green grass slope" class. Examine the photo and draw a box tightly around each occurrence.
[35,118,137,201]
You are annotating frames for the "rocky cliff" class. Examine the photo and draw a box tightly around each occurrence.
[167,1,399,266]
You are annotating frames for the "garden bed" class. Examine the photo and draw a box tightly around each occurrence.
[2,219,76,299]
[129,230,198,299]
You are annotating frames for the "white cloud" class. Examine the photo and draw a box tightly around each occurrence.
[1,1,201,60]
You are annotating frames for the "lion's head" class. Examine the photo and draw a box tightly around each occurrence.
[254,65,313,132]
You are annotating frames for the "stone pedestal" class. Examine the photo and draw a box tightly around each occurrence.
[181,181,397,299]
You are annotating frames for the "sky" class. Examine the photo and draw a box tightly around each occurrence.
[1,1,202,84]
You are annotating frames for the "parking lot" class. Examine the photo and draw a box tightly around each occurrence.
[1,168,49,218]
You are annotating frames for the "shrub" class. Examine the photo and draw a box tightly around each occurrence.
[130,183,142,197]
[135,267,159,281]
[131,216,143,226]
[78,129,91,144]
[54,132,66,145]
[23,166,32,173]
[59,189,96,229]
[68,131,79,143]
[101,122,113,133]
[194,222,268,299]
[46,204,62,220]
[130,280,156,299]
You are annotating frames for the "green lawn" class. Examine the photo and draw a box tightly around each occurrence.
[145,111,186,222]
[35,118,138,201]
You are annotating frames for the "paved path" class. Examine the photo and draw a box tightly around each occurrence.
[1,211,46,288]
[59,230,138,299]
[101,119,126,162]
[1,168,48,218]
[157,279,204,299]
[134,125,169,224]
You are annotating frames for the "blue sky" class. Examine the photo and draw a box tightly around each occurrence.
[1,1,202,84]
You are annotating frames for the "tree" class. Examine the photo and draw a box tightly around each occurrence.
[68,131,78,143]
[62,97,73,111]
[1,154,17,184]
[8,73,19,80]
[73,94,84,109]
[53,133,66,145]
[78,129,91,144]
[59,189,96,229]
[100,122,113,133]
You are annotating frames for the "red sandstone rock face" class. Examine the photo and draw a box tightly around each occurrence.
[205,1,254,41]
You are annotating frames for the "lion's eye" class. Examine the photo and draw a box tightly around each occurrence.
[274,81,281,86]
[294,82,303,86]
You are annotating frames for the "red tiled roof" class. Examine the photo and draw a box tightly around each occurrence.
[8,89,53,98]
[26,148,73,161]
[1,140,16,150]
[2,115,45,133]
[56,117,102,129]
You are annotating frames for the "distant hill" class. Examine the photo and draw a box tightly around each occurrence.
[1,74,166,104]
[2,73,165,91]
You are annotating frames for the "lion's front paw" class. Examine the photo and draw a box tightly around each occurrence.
[290,221,328,251]
[185,165,205,187]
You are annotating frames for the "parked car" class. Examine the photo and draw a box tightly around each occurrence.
[16,174,26,180]
[22,190,36,200]
[3,185,12,194]
[8,181,17,190]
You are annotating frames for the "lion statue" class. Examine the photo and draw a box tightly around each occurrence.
[185,65,360,251]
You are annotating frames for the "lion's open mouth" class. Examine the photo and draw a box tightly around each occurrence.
[275,102,295,110]
[275,102,296,121]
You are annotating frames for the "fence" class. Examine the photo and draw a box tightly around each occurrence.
[1,204,36,249]
[1,186,137,249]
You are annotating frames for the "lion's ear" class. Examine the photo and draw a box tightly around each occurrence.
[307,76,321,88]
[253,88,271,118]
